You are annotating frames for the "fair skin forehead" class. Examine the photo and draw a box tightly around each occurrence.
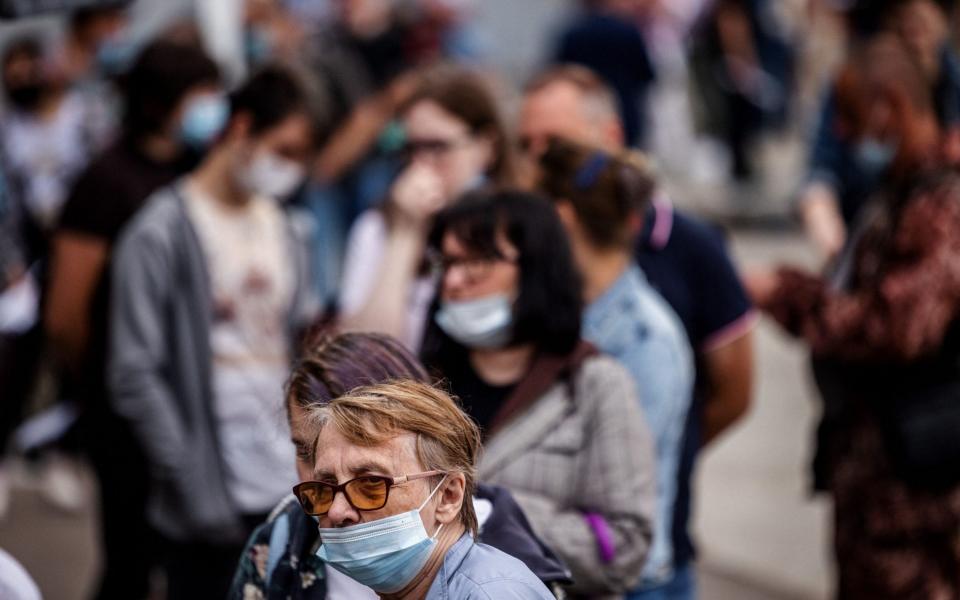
[405,99,471,142]
[440,231,520,303]
[312,425,434,527]
[520,81,618,153]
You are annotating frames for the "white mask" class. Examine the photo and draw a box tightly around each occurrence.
[237,151,305,199]
[435,293,514,349]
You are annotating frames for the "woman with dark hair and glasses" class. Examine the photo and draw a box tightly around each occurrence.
[230,332,569,599]
[422,189,656,598]
[338,65,516,350]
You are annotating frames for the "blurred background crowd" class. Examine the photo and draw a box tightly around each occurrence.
[0,0,959,599]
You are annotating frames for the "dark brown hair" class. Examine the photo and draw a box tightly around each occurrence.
[536,137,655,250]
[403,65,516,186]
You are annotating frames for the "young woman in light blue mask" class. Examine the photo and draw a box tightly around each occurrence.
[293,379,555,599]
[422,189,657,598]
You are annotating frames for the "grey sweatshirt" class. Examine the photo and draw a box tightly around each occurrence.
[108,182,316,543]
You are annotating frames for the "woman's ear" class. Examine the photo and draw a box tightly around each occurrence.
[222,111,252,145]
[554,199,578,232]
[433,473,465,526]
[476,132,496,172]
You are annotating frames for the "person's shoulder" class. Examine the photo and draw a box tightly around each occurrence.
[668,209,729,254]
[575,353,637,400]
[450,542,554,599]
[658,209,745,289]
[116,184,183,247]
[355,207,387,229]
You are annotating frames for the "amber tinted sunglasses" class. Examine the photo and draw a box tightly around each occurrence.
[293,470,445,516]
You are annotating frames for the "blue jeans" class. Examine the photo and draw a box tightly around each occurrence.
[627,564,697,600]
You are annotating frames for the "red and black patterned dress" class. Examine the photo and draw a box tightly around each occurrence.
[764,171,960,599]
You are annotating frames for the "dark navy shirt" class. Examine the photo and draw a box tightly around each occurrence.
[555,11,656,147]
[634,197,756,567]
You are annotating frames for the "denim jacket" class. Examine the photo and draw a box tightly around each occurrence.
[583,265,694,586]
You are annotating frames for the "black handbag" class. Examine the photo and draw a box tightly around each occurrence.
[876,341,960,490]
[879,379,960,490]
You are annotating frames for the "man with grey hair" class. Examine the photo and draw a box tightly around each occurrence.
[520,64,757,599]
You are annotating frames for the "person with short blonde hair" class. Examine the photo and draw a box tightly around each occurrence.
[294,380,553,599]
[308,380,481,535]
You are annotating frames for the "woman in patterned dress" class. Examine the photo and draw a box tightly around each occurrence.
[748,34,960,599]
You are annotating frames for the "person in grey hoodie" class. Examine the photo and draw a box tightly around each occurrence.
[108,66,318,600]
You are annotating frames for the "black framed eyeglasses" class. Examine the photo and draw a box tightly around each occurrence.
[293,470,445,516]
[427,250,516,284]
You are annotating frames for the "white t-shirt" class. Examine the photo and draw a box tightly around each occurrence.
[0,550,41,600]
[339,209,437,351]
[185,187,298,514]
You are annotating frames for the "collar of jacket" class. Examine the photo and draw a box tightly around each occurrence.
[485,340,598,439]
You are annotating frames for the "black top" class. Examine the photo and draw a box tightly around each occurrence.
[443,356,516,435]
[57,138,193,404]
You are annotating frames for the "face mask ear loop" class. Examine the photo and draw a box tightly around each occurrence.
[418,474,449,539]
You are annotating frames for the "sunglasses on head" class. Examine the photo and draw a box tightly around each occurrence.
[293,470,445,516]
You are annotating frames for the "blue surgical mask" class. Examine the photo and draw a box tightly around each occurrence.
[179,94,229,149]
[96,35,137,76]
[854,137,897,182]
[316,477,447,593]
[435,293,514,349]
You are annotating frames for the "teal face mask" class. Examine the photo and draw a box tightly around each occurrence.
[316,477,447,593]
[854,137,897,182]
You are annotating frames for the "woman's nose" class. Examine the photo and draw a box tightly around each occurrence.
[325,490,360,526]
[442,266,468,299]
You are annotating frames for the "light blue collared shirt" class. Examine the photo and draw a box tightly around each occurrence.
[583,265,694,586]
[425,534,555,599]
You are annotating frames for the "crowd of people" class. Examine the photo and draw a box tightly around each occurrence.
[0,0,959,599]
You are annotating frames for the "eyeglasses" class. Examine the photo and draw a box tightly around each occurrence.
[293,470,445,516]
[428,252,515,284]
[401,135,472,160]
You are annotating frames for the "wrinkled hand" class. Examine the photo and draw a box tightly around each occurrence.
[743,268,781,308]
[390,163,446,230]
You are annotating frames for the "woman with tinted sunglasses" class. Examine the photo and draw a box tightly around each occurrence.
[422,189,657,599]
[338,65,516,351]
[229,332,569,599]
